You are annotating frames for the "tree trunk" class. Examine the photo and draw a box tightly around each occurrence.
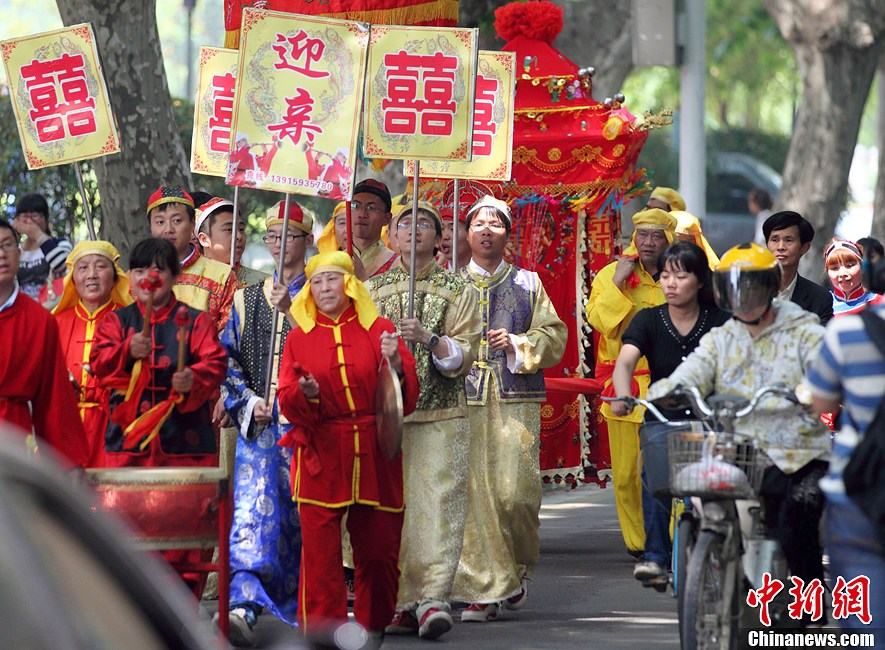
[460,0,634,101]
[55,0,191,259]
[558,1,633,101]
[874,54,885,240]
[763,0,885,280]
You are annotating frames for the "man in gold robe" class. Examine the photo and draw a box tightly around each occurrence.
[585,208,676,556]
[367,201,481,640]
[452,196,566,622]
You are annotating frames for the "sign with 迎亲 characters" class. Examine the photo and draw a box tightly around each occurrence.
[405,50,515,181]
[363,24,478,162]
[191,47,238,177]
[227,8,369,200]
[1,23,120,170]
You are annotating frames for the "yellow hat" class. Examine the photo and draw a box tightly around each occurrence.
[289,251,378,332]
[317,202,347,254]
[393,200,443,230]
[623,208,677,256]
[266,199,314,234]
[649,187,686,212]
[672,210,720,269]
[52,240,132,314]
[716,241,778,272]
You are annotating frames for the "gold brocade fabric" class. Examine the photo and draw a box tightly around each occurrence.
[367,261,480,421]
[358,240,397,278]
[452,379,542,603]
[235,264,267,288]
[397,417,470,609]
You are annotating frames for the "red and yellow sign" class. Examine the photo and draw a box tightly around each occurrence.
[191,47,238,177]
[363,25,478,162]
[406,50,515,181]
[1,23,120,170]
[227,8,369,199]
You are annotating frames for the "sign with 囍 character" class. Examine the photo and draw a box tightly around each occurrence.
[1,23,120,170]
[405,50,515,181]
[227,8,369,200]
[191,47,239,177]
[363,24,478,161]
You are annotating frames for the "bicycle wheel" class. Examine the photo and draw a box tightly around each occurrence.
[682,529,740,650]
[674,513,697,644]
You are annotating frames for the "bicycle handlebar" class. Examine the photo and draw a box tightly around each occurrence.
[601,383,800,425]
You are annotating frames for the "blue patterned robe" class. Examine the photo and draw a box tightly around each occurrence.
[220,275,304,626]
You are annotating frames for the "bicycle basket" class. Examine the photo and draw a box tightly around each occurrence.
[668,431,762,499]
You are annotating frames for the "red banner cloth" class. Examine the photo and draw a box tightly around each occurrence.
[224,1,459,48]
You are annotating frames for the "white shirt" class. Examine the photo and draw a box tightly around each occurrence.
[777,272,798,302]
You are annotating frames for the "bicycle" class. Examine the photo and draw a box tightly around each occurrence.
[607,384,799,650]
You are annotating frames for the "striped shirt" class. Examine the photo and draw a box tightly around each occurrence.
[805,298,885,500]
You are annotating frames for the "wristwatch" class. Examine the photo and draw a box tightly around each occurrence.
[425,333,440,350]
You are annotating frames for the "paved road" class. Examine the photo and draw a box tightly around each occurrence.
[241,484,681,649]
[382,485,680,650]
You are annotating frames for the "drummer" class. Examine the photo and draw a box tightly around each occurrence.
[277,251,419,641]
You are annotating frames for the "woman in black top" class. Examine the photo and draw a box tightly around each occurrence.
[610,241,730,586]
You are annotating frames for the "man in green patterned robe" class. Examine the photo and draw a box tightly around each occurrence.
[367,201,481,640]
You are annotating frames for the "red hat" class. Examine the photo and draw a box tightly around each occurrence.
[439,206,468,224]
[267,199,313,234]
[146,185,194,215]
[194,197,234,236]
[353,178,392,212]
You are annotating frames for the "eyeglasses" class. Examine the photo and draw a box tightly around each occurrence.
[0,239,19,253]
[350,201,385,214]
[396,220,436,231]
[469,220,506,233]
[263,233,307,244]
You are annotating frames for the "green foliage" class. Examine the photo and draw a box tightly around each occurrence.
[636,125,790,197]
[623,0,798,136]
[706,0,798,133]
[708,128,790,172]
[636,127,678,190]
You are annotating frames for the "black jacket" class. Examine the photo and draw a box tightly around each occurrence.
[791,274,833,325]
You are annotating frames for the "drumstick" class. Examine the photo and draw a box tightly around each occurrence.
[174,305,191,371]
[138,270,162,337]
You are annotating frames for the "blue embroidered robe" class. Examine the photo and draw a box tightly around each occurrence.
[220,274,304,625]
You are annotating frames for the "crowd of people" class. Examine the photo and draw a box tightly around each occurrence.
[0,179,882,645]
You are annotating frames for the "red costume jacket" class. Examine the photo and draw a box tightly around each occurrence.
[90,297,227,467]
[0,291,88,467]
[278,305,419,510]
[55,301,124,466]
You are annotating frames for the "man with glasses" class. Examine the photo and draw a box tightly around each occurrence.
[585,208,676,560]
[215,200,313,645]
[349,179,397,278]
[453,196,566,622]
[0,218,88,468]
[368,202,481,640]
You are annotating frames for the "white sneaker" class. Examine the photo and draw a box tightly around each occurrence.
[417,603,454,639]
[461,602,499,622]
[501,579,528,611]
[633,560,666,582]
[227,607,256,647]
